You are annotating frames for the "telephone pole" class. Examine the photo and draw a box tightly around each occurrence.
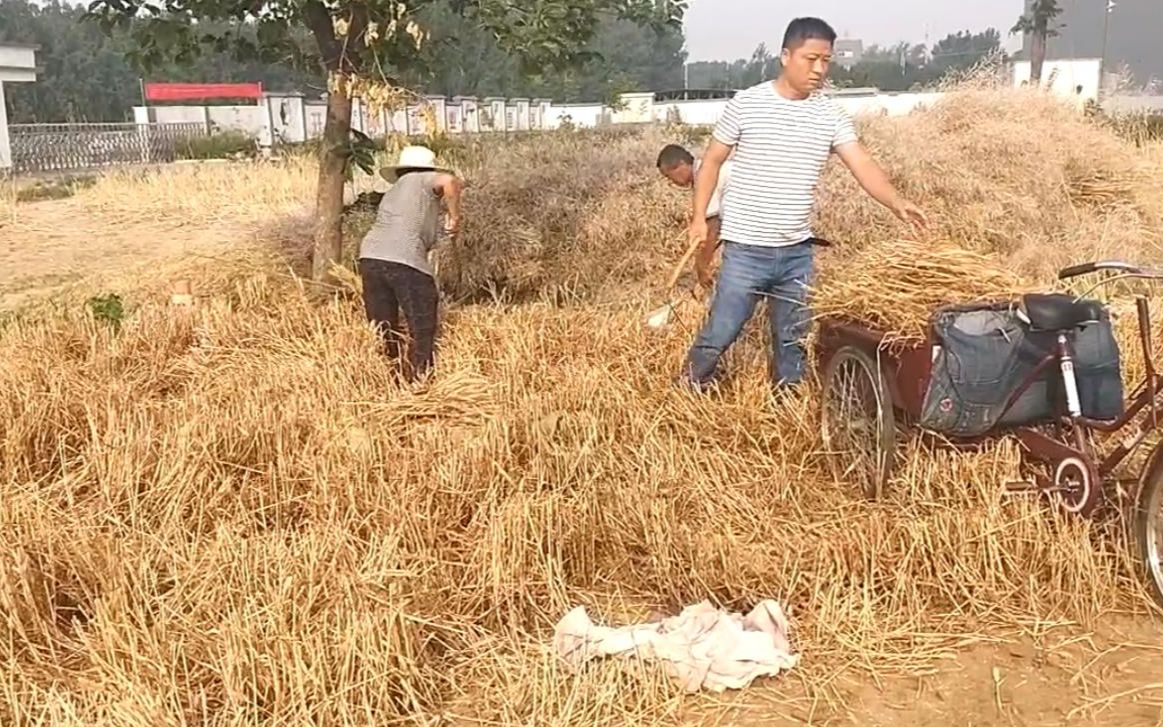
[1099,0,1115,98]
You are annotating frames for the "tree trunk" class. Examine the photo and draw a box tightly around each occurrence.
[312,84,353,285]
[1030,29,1046,84]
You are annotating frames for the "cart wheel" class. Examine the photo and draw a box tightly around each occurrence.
[1134,466,1163,609]
[821,346,896,500]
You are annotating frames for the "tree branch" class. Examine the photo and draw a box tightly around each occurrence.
[302,0,342,71]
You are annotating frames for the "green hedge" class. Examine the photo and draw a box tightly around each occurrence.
[177,131,256,160]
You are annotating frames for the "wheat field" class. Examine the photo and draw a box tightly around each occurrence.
[2,82,1163,725]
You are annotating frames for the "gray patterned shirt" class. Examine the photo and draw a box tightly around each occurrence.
[359,171,442,276]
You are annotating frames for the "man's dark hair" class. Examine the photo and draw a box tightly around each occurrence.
[656,144,694,170]
[781,17,837,51]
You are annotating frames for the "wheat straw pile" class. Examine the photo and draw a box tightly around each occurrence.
[810,239,1036,346]
[815,85,1163,268]
[2,83,1163,724]
[807,84,1163,343]
[344,128,693,303]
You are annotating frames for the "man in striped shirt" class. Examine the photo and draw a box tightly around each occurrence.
[682,16,926,393]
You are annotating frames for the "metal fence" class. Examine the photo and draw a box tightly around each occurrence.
[8,122,208,175]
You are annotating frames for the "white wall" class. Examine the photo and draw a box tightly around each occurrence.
[511,99,531,131]
[653,99,726,126]
[354,102,408,137]
[545,103,606,129]
[0,45,37,82]
[0,81,10,169]
[1,44,37,169]
[406,105,427,135]
[134,100,286,142]
[427,97,447,133]
[459,100,480,133]
[143,104,266,136]
[479,99,502,131]
[149,105,212,125]
[652,91,945,128]
[305,104,327,138]
[268,96,306,145]
[389,108,408,134]
[838,91,945,116]
[1013,58,1102,100]
[1104,94,1163,114]
[110,81,1142,155]
[613,92,655,124]
[445,103,463,134]
[351,99,380,137]
[1,44,38,169]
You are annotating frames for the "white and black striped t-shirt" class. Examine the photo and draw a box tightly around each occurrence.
[713,83,858,247]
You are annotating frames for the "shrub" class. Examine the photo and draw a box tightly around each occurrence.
[15,174,98,203]
[177,130,257,160]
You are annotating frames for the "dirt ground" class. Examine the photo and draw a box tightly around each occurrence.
[710,619,1163,726]
[0,162,311,310]
[0,196,237,309]
[5,188,1163,726]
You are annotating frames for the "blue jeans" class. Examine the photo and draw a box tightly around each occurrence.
[682,240,815,388]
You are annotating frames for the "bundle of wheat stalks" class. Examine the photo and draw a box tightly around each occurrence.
[811,239,1035,346]
[1066,164,1142,210]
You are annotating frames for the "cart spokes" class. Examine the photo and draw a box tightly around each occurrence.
[821,346,895,500]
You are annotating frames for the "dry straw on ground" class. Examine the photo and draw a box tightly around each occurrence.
[2,82,1163,724]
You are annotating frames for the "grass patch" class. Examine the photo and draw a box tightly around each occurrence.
[14,174,98,203]
[177,130,257,160]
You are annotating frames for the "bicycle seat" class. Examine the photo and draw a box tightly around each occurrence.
[1021,293,1102,331]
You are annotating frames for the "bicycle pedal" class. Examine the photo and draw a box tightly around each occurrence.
[1003,479,1039,494]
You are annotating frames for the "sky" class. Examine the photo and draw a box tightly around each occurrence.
[683,0,1025,62]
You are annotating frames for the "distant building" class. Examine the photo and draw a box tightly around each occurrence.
[1,43,39,171]
[835,39,864,68]
[1012,57,1103,100]
[1018,0,1161,90]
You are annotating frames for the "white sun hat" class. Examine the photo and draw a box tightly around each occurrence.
[379,145,452,183]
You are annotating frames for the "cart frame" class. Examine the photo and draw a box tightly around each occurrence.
[815,260,1163,608]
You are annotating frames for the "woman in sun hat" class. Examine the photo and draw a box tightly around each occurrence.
[358,144,463,382]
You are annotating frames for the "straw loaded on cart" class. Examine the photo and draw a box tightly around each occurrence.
[811,240,1163,608]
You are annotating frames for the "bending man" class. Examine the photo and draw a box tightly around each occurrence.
[657,143,734,289]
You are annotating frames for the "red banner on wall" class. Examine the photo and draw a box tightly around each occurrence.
[144,82,264,102]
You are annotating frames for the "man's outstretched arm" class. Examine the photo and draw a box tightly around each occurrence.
[834,141,927,230]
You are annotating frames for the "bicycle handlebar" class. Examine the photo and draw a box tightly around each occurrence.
[1058,260,1150,280]
[1058,262,1099,279]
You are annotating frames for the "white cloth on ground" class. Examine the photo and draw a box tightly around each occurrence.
[552,600,798,693]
